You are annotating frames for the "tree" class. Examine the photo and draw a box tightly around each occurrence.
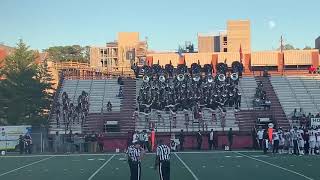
[303,46,312,50]
[45,45,90,63]
[277,44,299,51]
[0,40,53,126]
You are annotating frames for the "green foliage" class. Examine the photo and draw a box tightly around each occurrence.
[0,40,53,126]
[45,45,90,63]
[303,46,312,50]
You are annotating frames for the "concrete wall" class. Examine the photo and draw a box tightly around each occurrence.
[184,53,212,66]
[284,50,316,65]
[217,52,240,66]
[146,50,319,69]
[251,51,278,66]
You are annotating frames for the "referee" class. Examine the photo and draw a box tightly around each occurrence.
[154,140,170,180]
[127,141,145,180]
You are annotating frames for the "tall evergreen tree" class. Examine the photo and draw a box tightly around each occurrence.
[0,40,53,126]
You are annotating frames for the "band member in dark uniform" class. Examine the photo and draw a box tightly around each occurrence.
[155,140,171,180]
[127,141,145,180]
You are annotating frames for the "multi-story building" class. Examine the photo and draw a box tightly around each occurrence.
[90,32,147,74]
[316,36,320,51]
[198,20,250,53]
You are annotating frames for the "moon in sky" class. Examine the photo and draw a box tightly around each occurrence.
[268,20,276,30]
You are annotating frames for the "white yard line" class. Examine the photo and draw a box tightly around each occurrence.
[235,152,314,180]
[88,154,115,180]
[174,153,199,180]
[0,156,54,177]
[0,153,116,158]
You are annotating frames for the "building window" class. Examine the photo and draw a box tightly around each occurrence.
[223,48,227,52]
[223,37,227,41]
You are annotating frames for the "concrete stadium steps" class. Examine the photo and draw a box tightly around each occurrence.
[235,110,273,132]
[49,78,125,134]
[255,76,290,129]
[49,79,82,134]
[82,78,137,133]
[238,77,257,110]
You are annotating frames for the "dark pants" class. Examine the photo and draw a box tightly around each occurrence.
[159,161,170,180]
[228,139,233,150]
[293,140,299,155]
[180,142,184,151]
[130,162,141,180]
[263,140,268,154]
[197,141,202,150]
[143,141,150,152]
[19,144,24,154]
[208,140,214,150]
[259,139,263,150]
[273,140,279,153]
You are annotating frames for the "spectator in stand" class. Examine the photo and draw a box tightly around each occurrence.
[118,86,123,98]
[292,108,298,120]
[107,101,112,112]
[264,98,271,110]
[117,76,124,85]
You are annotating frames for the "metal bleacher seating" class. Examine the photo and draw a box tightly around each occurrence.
[49,79,122,134]
[270,76,320,124]
[238,76,257,110]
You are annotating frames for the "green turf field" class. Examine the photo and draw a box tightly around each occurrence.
[0,151,319,180]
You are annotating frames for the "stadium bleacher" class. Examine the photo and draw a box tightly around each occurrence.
[270,76,320,126]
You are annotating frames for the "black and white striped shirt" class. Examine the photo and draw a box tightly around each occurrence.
[128,145,141,162]
[156,144,170,161]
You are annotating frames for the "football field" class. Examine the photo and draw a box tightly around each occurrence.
[0,151,319,180]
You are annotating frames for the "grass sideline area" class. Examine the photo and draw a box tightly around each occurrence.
[0,151,319,180]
